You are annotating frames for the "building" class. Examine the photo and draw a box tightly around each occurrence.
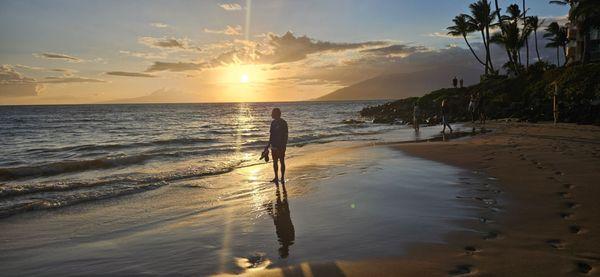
[566,2,600,64]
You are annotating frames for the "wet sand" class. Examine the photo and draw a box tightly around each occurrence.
[3,123,598,276]
[247,122,600,276]
[0,128,482,276]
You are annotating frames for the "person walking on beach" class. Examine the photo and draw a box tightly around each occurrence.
[265,108,288,184]
[477,93,486,125]
[441,99,453,133]
[413,101,420,132]
[452,76,458,88]
[468,93,476,124]
[459,78,464,88]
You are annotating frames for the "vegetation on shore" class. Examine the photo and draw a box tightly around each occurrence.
[360,63,600,125]
[361,0,600,125]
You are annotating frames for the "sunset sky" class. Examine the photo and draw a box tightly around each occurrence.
[0,0,568,105]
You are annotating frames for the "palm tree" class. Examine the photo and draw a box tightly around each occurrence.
[466,0,497,75]
[503,4,524,65]
[523,0,530,67]
[544,22,569,66]
[447,14,487,69]
[494,0,517,72]
[526,16,545,62]
[492,22,525,74]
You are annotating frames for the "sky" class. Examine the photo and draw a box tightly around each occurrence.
[0,0,569,105]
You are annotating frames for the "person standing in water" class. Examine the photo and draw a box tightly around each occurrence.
[413,101,420,132]
[441,99,453,133]
[452,76,458,88]
[265,108,288,184]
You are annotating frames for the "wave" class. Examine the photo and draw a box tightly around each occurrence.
[25,137,216,154]
[0,161,244,199]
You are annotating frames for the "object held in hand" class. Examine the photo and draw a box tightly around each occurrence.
[259,148,270,162]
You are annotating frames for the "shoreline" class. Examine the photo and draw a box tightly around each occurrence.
[242,122,600,276]
[1,122,598,276]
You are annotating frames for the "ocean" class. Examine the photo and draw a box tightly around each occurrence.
[0,101,397,217]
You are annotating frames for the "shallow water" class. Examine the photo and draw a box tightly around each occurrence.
[1,101,403,216]
[0,142,480,276]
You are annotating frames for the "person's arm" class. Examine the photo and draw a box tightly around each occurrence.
[284,121,289,146]
[265,122,273,150]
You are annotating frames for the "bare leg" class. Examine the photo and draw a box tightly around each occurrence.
[272,158,279,184]
[280,157,286,184]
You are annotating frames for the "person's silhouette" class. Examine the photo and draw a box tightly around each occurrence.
[265,184,295,258]
[264,108,288,184]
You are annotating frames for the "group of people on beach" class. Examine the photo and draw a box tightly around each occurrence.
[412,93,486,134]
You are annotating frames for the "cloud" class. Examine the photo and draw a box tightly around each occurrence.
[145,61,206,72]
[219,3,242,11]
[258,32,387,64]
[13,64,76,76]
[105,71,157,78]
[138,37,201,51]
[34,52,82,62]
[204,25,243,36]
[150,22,169,28]
[38,76,106,84]
[360,44,428,56]
[119,50,167,60]
[0,65,44,97]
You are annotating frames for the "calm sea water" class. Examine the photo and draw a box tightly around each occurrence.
[0,101,396,217]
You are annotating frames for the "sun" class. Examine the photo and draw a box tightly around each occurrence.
[240,73,250,83]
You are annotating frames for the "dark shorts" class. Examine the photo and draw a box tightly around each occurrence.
[272,147,286,159]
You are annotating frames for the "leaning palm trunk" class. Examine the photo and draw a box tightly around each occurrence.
[494,0,515,71]
[534,30,541,61]
[464,35,487,66]
[480,30,490,75]
[485,26,495,73]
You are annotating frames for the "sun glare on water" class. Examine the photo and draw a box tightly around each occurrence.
[240,73,250,83]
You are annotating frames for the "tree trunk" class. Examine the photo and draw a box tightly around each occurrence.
[563,45,568,66]
[464,35,487,67]
[481,30,490,75]
[485,26,495,73]
[557,47,560,66]
[523,0,529,68]
[534,30,541,61]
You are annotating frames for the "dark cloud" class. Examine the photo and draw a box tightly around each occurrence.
[360,44,428,56]
[105,71,156,78]
[258,32,387,64]
[38,76,106,84]
[139,37,200,51]
[34,52,81,62]
[145,62,206,72]
[0,65,43,97]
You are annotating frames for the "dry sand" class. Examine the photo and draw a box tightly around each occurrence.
[245,122,600,276]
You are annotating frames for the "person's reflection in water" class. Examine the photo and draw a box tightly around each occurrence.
[265,184,295,258]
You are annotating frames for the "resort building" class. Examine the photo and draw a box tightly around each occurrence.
[566,2,600,64]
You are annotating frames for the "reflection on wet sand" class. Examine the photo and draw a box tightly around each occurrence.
[264,184,295,258]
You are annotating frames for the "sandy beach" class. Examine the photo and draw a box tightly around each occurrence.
[247,122,600,276]
[1,122,599,276]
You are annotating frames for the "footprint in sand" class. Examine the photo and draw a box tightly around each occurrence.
[564,184,576,190]
[576,262,592,274]
[546,239,566,249]
[555,171,564,176]
[483,231,501,240]
[560,212,574,220]
[464,246,480,255]
[558,192,572,199]
[565,202,581,209]
[449,264,474,276]
[569,225,585,235]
